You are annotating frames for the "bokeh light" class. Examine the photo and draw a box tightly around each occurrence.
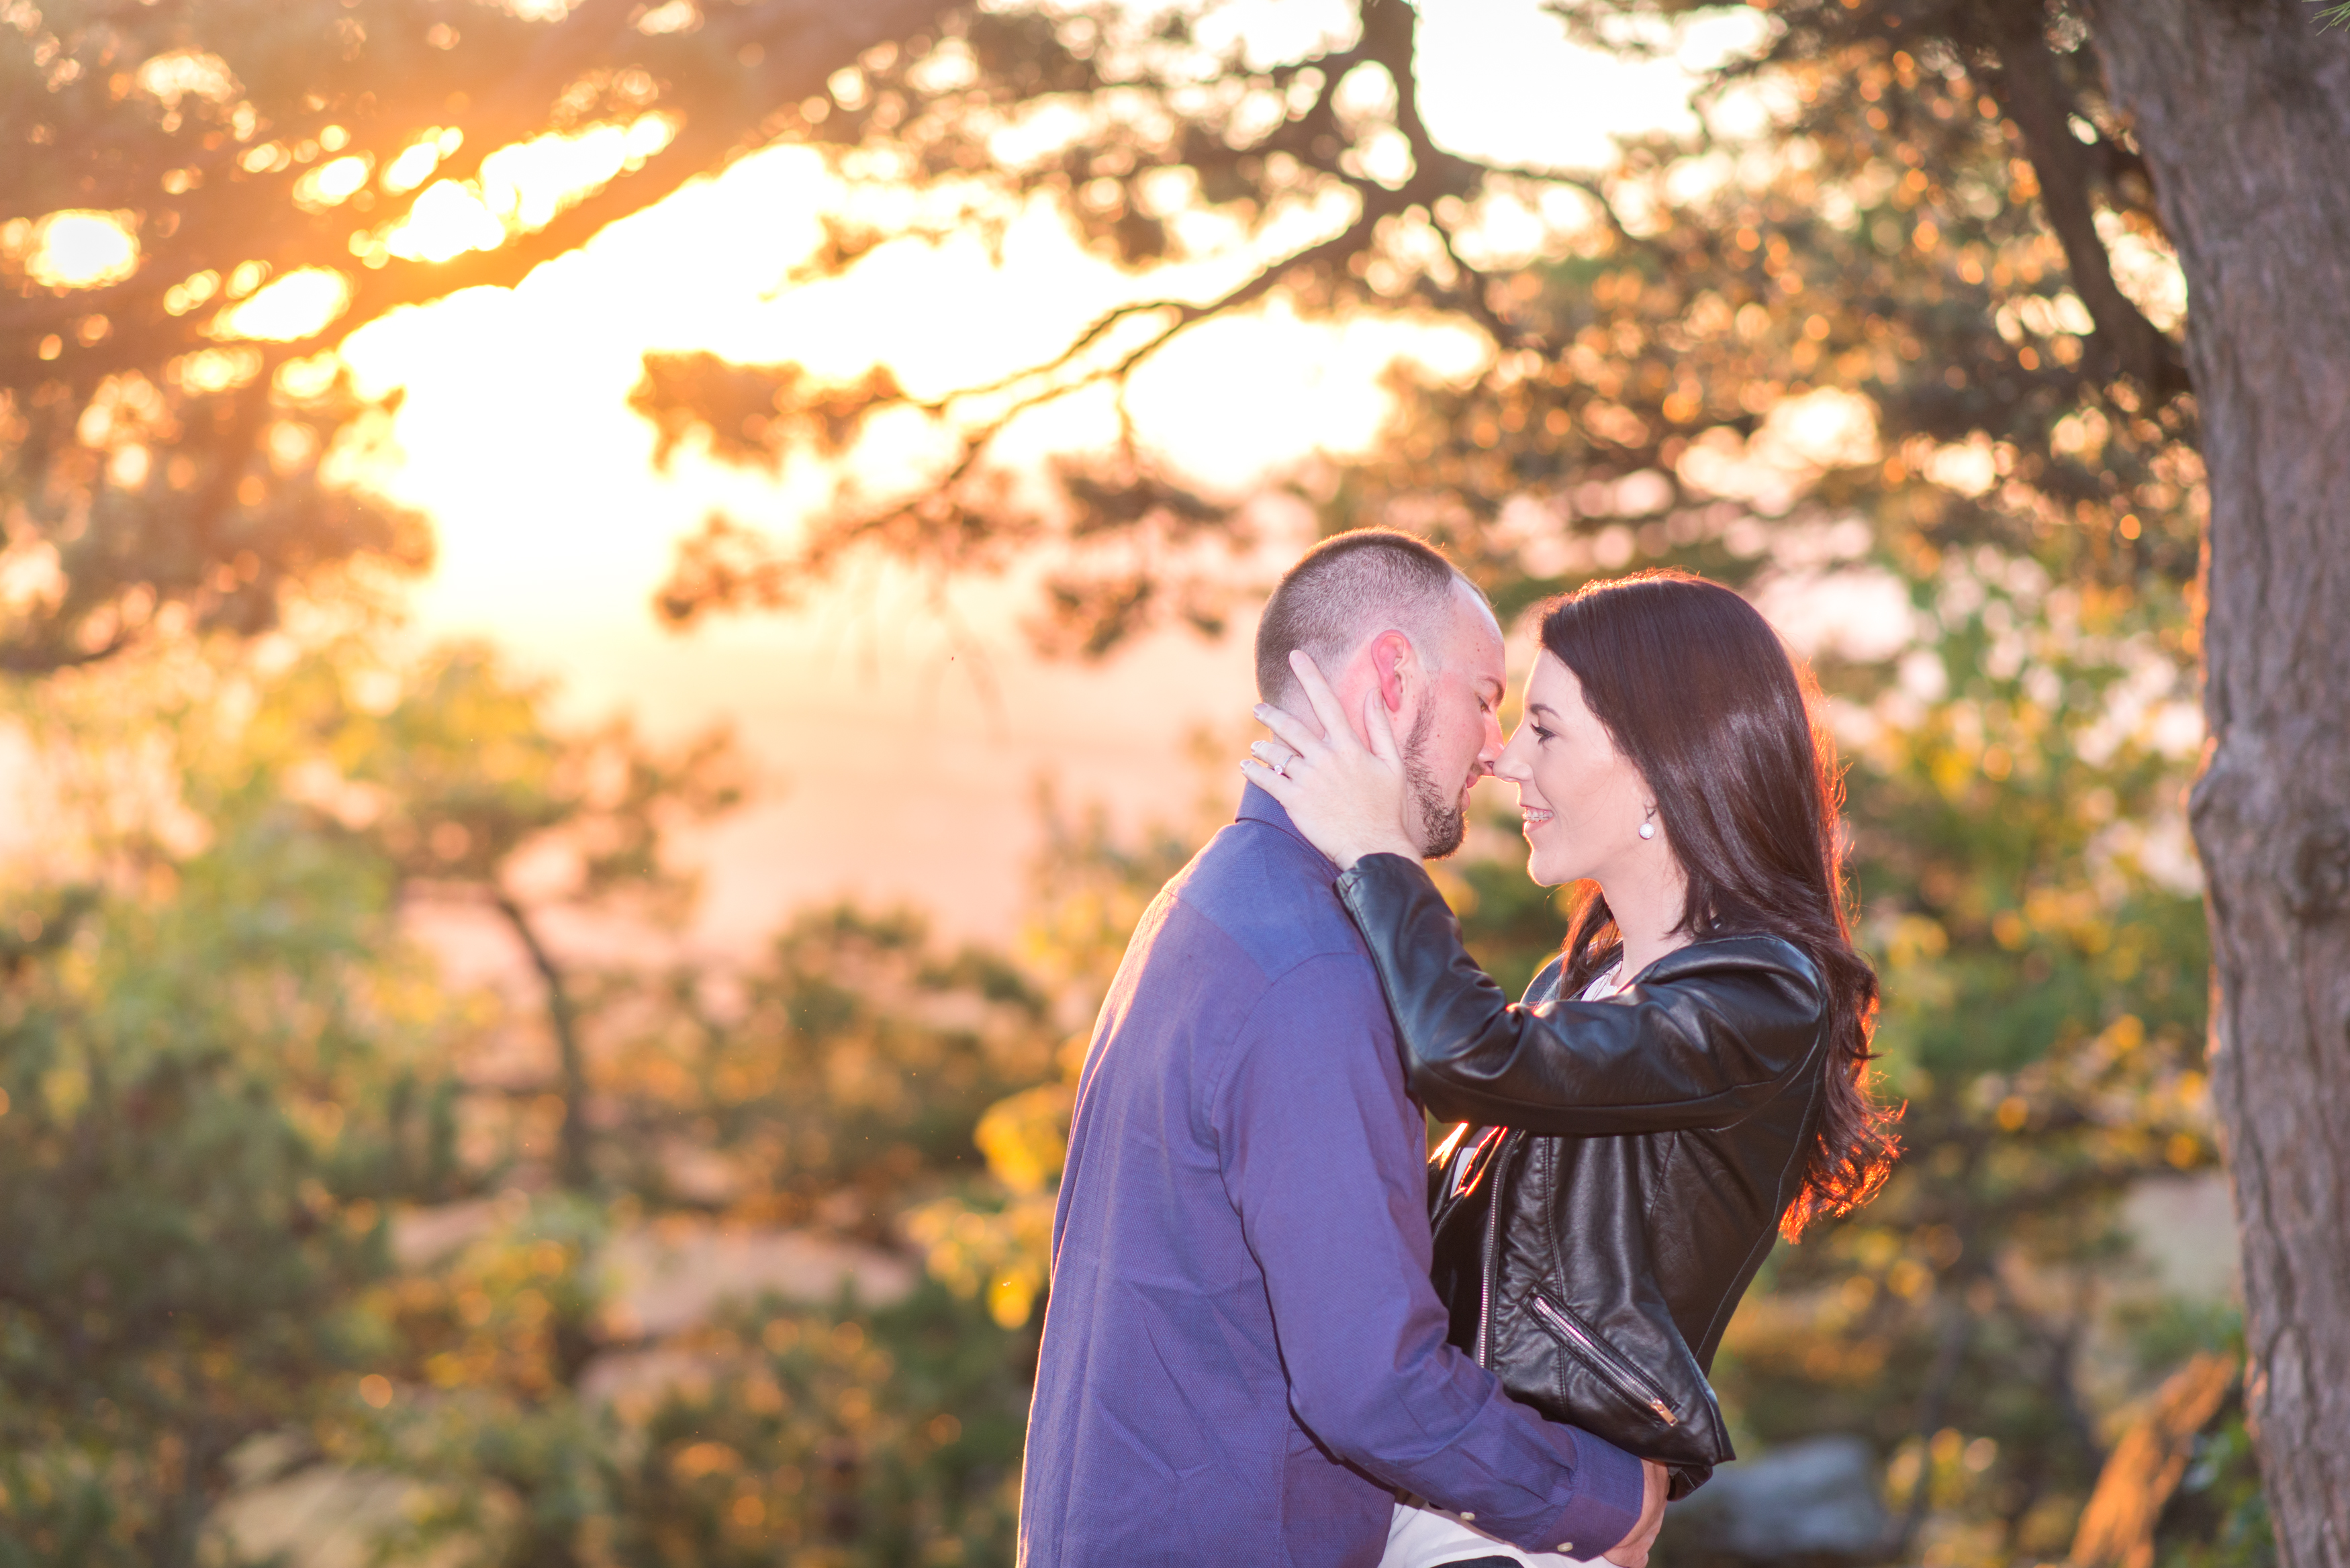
[24,211,140,290]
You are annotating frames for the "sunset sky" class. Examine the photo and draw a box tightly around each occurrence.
[328,0,1771,948]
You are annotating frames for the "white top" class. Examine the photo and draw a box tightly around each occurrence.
[1382,1495,1610,1567]
[1380,961,1632,1568]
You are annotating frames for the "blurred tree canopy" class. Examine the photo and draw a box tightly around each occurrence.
[7,0,2345,1562]
[0,631,1066,1564]
[622,1,2349,1559]
[1,0,955,670]
[616,1,2318,1563]
[324,643,748,1193]
[0,624,2244,1567]
[630,0,2202,655]
[0,640,465,1561]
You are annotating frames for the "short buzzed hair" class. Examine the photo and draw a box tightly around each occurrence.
[1255,529,1473,707]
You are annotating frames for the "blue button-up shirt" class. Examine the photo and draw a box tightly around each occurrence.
[1019,787,1644,1566]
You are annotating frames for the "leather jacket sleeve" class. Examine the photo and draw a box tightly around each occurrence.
[1333,854,1829,1136]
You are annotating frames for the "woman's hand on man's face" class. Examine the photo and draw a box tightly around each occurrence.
[1239,649,1423,870]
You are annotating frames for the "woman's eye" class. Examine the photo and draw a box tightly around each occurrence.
[1530,724,1554,742]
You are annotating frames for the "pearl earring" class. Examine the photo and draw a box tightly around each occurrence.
[1638,807,1657,841]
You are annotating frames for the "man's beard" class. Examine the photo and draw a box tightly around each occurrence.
[1402,704,1468,859]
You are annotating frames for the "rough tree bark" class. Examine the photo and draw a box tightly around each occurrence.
[2088,6,2350,1565]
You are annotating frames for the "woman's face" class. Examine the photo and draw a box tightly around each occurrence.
[1493,650,1658,889]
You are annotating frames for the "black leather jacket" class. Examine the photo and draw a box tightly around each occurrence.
[1333,854,1833,1498]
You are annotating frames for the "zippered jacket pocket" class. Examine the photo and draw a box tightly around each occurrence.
[1525,1291,1680,1428]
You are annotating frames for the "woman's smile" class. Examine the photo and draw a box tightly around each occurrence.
[1492,650,1673,890]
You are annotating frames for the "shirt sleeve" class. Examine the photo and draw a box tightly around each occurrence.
[1209,952,1646,1557]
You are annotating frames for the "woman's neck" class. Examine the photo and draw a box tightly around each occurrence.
[1601,858,1693,980]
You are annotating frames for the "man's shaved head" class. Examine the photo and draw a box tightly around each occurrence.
[1254,529,1474,708]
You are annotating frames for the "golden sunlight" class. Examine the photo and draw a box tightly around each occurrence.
[480,115,679,230]
[213,267,355,342]
[337,1,1781,936]
[385,181,508,262]
[295,155,375,211]
[377,117,681,264]
[133,48,238,109]
[22,211,140,291]
[381,128,463,195]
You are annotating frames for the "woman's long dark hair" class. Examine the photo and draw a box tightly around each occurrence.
[1540,569,1898,1239]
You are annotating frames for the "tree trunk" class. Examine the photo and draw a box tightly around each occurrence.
[2087,7,2350,1566]
[496,894,594,1193]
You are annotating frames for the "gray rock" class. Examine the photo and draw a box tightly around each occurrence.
[1662,1436,1892,1564]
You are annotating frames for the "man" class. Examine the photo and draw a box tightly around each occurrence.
[1019,530,1668,1566]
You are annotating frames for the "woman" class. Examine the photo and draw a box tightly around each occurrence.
[1241,569,1899,1568]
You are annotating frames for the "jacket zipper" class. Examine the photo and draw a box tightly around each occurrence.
[1474,1132,1515,1367]
[1526,1293,1680,1428]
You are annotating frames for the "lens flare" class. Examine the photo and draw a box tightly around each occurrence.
[26,211,140,290]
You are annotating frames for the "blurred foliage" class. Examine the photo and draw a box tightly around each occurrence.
[625,2,2248,1553]
[906,1081,1070,1332]
[207,636,750,1198]
[0,610,2246,1564]
[590,1282,1031,1567]
[0,638,465,1563]
[614,11,2247,1567]
[630,0,2199,657]
[2,0,961,670]
[2157,1402,2275,1568]
[1707,567,2218,1561]
[2,0,2283,1564]
[364,1260,1032,1568]
[0,629,1058,1565]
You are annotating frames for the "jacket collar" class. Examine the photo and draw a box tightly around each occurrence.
[1237,783,1340,877]
[1636,930,1822,990]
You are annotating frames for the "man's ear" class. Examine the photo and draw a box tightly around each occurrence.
[1368,630,1415,714]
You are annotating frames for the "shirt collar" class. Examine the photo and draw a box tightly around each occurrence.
[1237,783,1339,877]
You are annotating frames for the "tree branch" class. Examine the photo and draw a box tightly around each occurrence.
[1989,20,2188,397]
[1478,163,1647,251]
[1425,213,1546,353]
[0,0,964,387]
[653,193,1400,625]
[493,892,593,1194]
[1990,1269,2107,1474]
[1892,1287,1974,1557]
